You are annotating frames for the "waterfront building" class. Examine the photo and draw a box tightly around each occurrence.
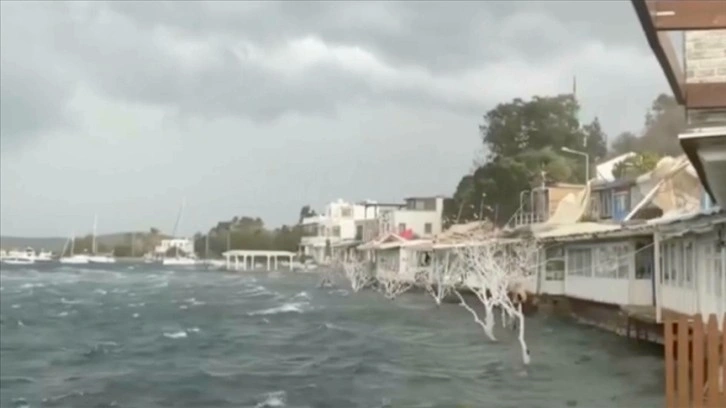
[154,238,195,258]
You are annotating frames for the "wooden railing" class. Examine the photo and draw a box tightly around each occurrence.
[665,314,725,408]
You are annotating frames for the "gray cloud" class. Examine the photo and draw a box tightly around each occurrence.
[0,1,669,236]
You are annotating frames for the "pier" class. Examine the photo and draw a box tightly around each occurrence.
[223,250,295,271]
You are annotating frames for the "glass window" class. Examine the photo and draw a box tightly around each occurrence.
[594,246,614,278]
[424,223,432,234]
[545,246,565,281]
[683,240,693,288]
[600,191,612,218]
[712,241,723,297]
[398,223,406,233]
[567,248,592,277]
[332,226,341,237]
[617,244,630,279]
[668,242,680,286]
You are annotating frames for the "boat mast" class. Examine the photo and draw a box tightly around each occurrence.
[70,232,76,256]
[171,198,186,258]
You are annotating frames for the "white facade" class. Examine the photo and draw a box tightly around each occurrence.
[379,197,445,238]
[154,238,195,256]
[537,239,654,307]
[299,199,378,263]
[657,227,726,322]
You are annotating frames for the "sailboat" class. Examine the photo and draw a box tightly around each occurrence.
[88,214,116,264]
[162,198,198,267]
[59,233,90,264]
[199,234,225,269]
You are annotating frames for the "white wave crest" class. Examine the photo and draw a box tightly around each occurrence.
[248,302,309,316]
[255,391,287,408]
[163,331,187,339]
[20,283,45,289]
[292,291,310,299]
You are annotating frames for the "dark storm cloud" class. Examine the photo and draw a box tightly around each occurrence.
[0,1,653,148]
[107,1,647,73]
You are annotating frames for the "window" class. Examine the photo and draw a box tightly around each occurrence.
[705,239,723,297]
[613,191,629,221]
[544,246,565,281]
[594,246,617,278]
[423,198,437,211]
[670,242,680,286]
[567,248,592,277]
[398,223,406,233]
[635,241,653,279]
[600,190,612,218]
[616,245,630,279]
[424,223,433,234]
[318,226,325,237]
[341,207,353,218]
[355,225,363,240]
[683,240,694,288]
[660,242,671,285]
[332,226,341,237]
[589,196,600,219]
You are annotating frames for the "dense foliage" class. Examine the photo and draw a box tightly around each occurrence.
[445,93,685,226]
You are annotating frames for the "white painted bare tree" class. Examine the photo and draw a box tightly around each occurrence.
[417,251,462,306]
[374,248,412,299]
[453,236,540,365]
[340,254,374,292]
[377,269,412,300]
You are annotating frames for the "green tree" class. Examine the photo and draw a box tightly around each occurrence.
[611,152,662,179]
[450,94,604,226]
[582,117,608,162]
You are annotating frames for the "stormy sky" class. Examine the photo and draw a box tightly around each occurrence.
[0,1,669,237]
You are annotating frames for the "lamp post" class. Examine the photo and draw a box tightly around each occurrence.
[561,147,590,183]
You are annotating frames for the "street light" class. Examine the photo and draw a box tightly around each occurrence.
[561,147,590,183]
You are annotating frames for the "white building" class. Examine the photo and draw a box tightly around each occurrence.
[654,211,725,322]
[154,238,195,257]
[301,196,447,263]
[378,196,446,238]
[533,210,725,324]
[299,199,377,263]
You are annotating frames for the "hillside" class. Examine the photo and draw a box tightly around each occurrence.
[0,231,155,252]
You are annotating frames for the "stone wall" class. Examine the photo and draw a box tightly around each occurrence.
[685,29,726,84]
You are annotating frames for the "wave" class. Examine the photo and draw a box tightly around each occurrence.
[163,327,200,339]
[292,291,310,300]
[20,282,45,289]
[255,390,286,408]
[248,302,309,316]
[184,297,206,306]
[163,331,187,339]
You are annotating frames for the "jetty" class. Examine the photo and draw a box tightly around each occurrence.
[223,250,295,271]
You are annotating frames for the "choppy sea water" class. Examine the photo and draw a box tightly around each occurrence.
[0,264,664,408]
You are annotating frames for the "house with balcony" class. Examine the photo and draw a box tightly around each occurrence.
[378,196,446,238]
[299,199,389,263]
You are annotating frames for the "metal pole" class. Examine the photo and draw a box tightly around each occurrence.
[586,154,590,183]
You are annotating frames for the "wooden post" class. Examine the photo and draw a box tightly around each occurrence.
[665,318,675,406]
[693,316,704,408]
[666,314,726,408]
[705,315,721,407]
[677,316,690,408]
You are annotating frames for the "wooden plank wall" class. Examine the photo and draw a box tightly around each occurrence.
[665,314,725,408]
